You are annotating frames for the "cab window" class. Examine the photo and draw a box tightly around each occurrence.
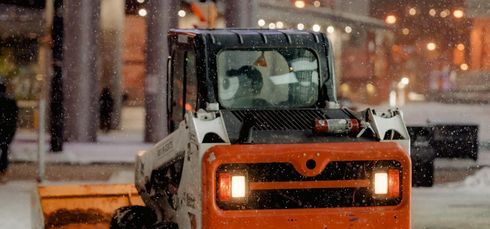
[217,49,319,109]
[169,50,197,131]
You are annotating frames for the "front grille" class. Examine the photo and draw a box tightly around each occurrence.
[216,160,402,210]
[231,109,327,131]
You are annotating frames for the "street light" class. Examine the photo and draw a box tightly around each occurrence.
[294,0,305,8]
[276,21,284,29]
[385,15,397,24]
[440,9,450,18]
[138,8,147,17]
[426,42,436,51]
[312,24,321,32]
[453,9,464,18]
[429,9,437,17]
[178,10,186,18]
[345,26,352,34]
[457,43,465,51]
[327,26,335,34]
[258,19,265,27]
[409,8,416,16]
[297,23,305,30]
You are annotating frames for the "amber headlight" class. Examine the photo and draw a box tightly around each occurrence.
[373,169,400,198]
[218,172,248,201]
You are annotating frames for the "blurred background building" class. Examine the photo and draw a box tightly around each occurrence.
[0,0,489,136]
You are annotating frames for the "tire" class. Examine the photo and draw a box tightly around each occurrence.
[412,160,434,187]
[110,206,157,229]
[153,222,179,229]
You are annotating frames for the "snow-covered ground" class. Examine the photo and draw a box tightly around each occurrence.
[0,181,35,229]
[10,106,152,164]
[1,168,490,228]
[412,168,490,229]
[10,130,152,163]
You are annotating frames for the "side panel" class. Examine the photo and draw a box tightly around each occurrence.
[136,110,231,227]
[165,112,230,227]
[135,121,189,220]
[174,142,223,228]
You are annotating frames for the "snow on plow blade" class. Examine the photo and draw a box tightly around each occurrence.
[33,184,143,229]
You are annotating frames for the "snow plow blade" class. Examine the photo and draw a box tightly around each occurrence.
[33,184,143,229]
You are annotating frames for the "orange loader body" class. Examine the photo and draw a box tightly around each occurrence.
[202,142,411,228]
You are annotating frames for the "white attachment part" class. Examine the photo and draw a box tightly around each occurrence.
[366,108,410,154]
[367,108,409,140]
[193,111,230,143]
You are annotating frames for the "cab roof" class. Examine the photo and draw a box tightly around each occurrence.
[167,29,337,106]
[168,29,329,48]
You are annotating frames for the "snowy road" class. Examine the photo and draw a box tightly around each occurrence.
[413,186,490,229]
[412,168,490,229]
[0,181,34,229]
[1,168,490,229]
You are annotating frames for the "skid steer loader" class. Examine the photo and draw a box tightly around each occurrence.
[111,29,411,228]
[36,29,411,229]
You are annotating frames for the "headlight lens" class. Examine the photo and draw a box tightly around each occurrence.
[231,175,246,198]
[373,169,400,198]
[218,173,247,201]
[374,172,388,194]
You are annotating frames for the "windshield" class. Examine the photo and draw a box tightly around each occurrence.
[217,49,319,108]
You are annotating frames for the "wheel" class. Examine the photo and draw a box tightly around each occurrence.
[412,160,434,187]
[110,206,156,229]
[153,222,179,229]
